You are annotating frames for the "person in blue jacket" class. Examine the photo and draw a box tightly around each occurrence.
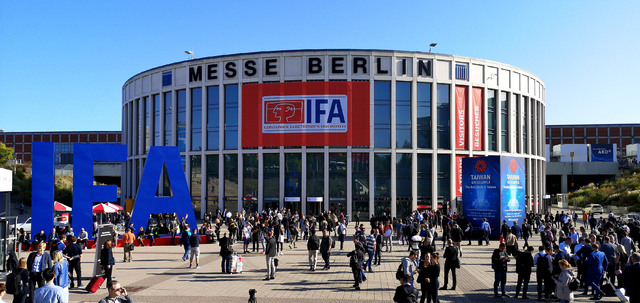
[584,243,608,300]
[180,223,192,261]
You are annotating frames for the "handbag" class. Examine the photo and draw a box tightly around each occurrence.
[129,243,135,251]
[455,258,461,269]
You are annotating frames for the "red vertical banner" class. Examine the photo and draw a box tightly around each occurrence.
[456,155,467,197]
[472,87,484,151]
[455,86,468,150]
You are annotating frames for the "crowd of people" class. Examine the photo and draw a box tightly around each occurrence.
[10,206,640,303]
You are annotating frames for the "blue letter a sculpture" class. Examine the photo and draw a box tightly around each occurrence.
[129,146,197,231]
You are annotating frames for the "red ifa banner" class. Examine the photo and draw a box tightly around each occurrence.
[472,87,484,151]
[242,81,370,147]
[455,86,468,150]
[455,154,467,197]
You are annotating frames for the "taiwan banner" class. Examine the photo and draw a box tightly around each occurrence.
[455,86,468,150]
[472,87,484,151]
[462,156,500,236]
[242,81,370,147]
[500,156,526,226]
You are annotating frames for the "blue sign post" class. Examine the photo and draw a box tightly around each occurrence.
[462,156,526,237]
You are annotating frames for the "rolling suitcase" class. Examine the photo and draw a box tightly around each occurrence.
[86,276,104,293]
[231,254,243,273]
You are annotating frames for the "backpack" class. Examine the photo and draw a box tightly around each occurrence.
[569,276,580,291]
[6,270,23,295]
[536,253,550,274]
[396,263,405,280]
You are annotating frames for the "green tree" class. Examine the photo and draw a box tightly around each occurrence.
[0,142,14,167]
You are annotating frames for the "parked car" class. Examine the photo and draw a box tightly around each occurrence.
[583,204,604,214]
[54,215,69,228]
[620,213,640,221]
[10,217,32,236]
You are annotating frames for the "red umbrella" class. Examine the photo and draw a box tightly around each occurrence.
[105,202,124,211]
[54,201,72,211]
[92,203,118,214]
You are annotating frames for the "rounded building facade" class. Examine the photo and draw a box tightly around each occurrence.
[122,49,546,219]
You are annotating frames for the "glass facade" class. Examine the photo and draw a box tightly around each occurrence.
[190,155,201,218]
[123,51,545,218]
[306,153,324,216]
[263,154,280,211]
[396,153,412,218]
[417,154,432,208]
[487,90,498,151]
[374,81,391,148]
[396,82,411,148]
[437,84,450,149]
[163,91,172,146]
[223,154,238,212]
[352,153,369,220]
[417,82,432,149]
[329,153,347,215]
[243,154,259,213]
[205,155,219,215]
[224,84,238,150]
[374,153,391,216]
[207,86,219,151]
[501,91,509,152]
[177,90,187,152]
[285,153,301,214]
[191,88,202,151]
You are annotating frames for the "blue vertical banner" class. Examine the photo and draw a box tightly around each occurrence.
[32,142,55,237]
[72,144,127,239]
[500,156,526,227]
[462,156,501,237]
[462,156,526,237]
[590,144,614,162]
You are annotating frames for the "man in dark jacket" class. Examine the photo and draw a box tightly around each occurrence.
[514,246,534,299]
[501,220,510,241]
[492,243,510,298]
[393,274,417,303]
[624,252,640,303]
[189,228,201,268]
[348,237,365,290]
[307,231,320,271]
[219,232,233,273]
[264,229,277,280]
[450,223,464,257]
[441,239,459,290]
[27,242,52,297]
[521,219,531,249]
[511,220,522,239]
[319,230,334,270]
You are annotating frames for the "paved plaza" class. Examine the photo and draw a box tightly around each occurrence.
[5,228,623,303]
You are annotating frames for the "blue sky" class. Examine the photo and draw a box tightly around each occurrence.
[1,1,638,131]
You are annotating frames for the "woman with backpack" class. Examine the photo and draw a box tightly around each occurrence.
[554,260,575,303]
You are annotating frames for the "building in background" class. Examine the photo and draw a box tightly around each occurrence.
[121,49,546,219]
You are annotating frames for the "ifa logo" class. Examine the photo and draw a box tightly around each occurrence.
[264,100,304,124]
[475,160,487,173]
[510,160,517,173]
[262,95,347,133]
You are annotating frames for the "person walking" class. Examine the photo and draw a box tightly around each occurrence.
[32,268,65,303]
[522,219,531,249]
[51,251,69,302]
[307,231,320,271]
[189,228,201,269]
[554,260,575,303]
[100,240,116,287]
[623,252,640,303]
[584,243,607,300]
[401,250,419,287]
[219,233,233,273]
[62,236,83,289]
[319,230,334,270]
[394,274,418,303]
[365,230,376,272]
[492,243,510,298]
[481,218,491,246]
[417,252,440,303]
[450,223,463,257]
[264,229,276,280]
[338,220,347,250]
[374,228,383,266]
[27,242,52,299]
[347,238,364,290]
[514,246,534,299]
[11,257,30,303]
[534,246,553,301]
[441,239,458,290]
[121,228,135,263]
[180,225,191,261]
[464,222,473,246]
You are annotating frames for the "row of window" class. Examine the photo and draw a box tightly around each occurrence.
[124,81,544,156]
[128,152,457,218]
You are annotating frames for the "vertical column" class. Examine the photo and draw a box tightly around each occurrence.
[279,149,285,210]
[258,151,264,213]
[301,148,307,216]
[237,153,243,213]
[368,150,374,218]
[324,149,330,213]
[346,148,353,219]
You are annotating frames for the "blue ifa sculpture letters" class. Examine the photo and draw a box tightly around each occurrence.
[32,144,197,239]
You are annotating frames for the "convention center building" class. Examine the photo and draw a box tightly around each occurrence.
[121,49,546,219]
